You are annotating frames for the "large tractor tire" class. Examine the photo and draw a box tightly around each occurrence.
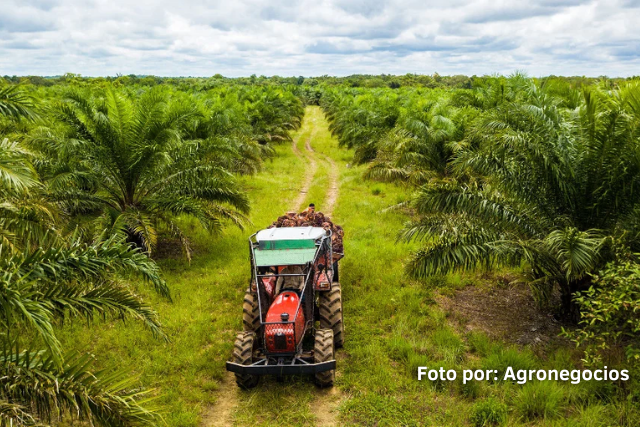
[242,291,260,332]
[314,329,335,387]
[319,282,344,348]
[232,331,259,389]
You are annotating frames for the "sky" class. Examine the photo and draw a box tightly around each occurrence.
[1,0,639,77]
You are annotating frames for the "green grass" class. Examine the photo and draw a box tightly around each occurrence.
[56,106,640,426]
[470,398,507,426]
[515,381,565,421]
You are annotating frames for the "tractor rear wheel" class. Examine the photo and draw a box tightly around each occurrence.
[319,282,344,348]
[232,331,259,389]
[314,329,335,387]
[242,291,260,332]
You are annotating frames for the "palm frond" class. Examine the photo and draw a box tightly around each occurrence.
[0,139,39,194]
[0,85,37,120]
[0,347,162,426]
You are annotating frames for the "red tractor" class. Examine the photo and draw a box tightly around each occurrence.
[226,226,344,388]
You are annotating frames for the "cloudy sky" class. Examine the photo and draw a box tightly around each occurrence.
[1,0,639,77]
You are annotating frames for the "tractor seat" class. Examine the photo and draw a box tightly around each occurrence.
[275,265,304,294]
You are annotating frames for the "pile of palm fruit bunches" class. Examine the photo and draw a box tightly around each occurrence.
[267,204,344,253]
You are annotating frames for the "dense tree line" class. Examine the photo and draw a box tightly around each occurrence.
[7,72,638,91]
[0,78,303,425]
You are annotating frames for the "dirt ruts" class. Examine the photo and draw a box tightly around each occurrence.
[321,153,339,217]
[291,131,318,212]
[292,112,339,216]
[200,372,238,426]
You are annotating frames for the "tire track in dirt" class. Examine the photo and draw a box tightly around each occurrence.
[295,109,343,426]
[291,133,303,159]
[301,110,338,217]
[321,154,339,217]
[310,382,342,427]
[291,123,318,212]
[200,372,238,427]
[308,108,343,426]
[292,110,344,426]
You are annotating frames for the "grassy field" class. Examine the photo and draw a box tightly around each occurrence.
[58,106,638,426]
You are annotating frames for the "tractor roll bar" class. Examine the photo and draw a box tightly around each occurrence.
[248,230,332,352]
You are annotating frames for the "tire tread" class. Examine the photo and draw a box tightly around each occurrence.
[232,331,259,389]
[314,329,335,387]
[319,283,344,348]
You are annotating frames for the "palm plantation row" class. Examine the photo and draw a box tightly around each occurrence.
[321,75,640,367]
[0,81,303,426]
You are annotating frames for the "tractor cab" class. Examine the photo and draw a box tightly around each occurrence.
[252,226,338,296]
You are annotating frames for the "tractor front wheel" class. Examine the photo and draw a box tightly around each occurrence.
[232,332,259,389]
[314,329,335,387]
[319,282,344,348]
[242,291,260,332]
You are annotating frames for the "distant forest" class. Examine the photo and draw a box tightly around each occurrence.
[4,72,639,91]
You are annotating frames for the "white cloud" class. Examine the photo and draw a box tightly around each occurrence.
[0,0,638,76]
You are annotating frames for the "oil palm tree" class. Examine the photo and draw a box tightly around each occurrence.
[241,87,304,144]
[186,90,268,176]
[403,82,640,317]
[0,133,166,425]
[323,89,400,163]
[0,147,60,254]
[40,86,250,260]
[365,96,475,185]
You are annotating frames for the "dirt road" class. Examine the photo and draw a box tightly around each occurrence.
[201,106,343,427]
